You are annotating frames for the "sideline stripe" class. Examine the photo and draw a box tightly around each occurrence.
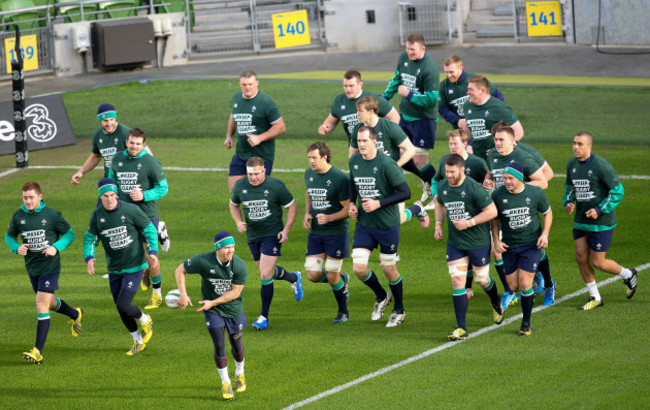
[261,70,650,88]
[0,168,20,178]
[283,263,649,410]
[3,166,650,180]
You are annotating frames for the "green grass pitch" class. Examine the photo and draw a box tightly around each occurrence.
[0,78,648,409]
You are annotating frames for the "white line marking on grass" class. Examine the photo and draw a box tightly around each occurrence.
[0,168,20,178]
[283,263,649,410]
[8,166,650,179]
[554,173,650,180]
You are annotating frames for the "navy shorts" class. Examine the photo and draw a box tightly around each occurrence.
[29,272,60,293]
[306,232,349,259]
[204,311,247,334]
[352,223,400,254]
[109,270,144,296]
[248,235,282,261]
[228,155,273,176]
[399,117,437,149]
[573,228,614,252]
[502,244,542,275]
[446,243,491,268]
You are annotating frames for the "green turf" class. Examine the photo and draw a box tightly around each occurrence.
[50,80,650,147]
[0,80,648,409]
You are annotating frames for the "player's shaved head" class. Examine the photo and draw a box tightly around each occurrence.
[358,126,377,140]
[344,70,362,82]
[575,132,593,147]
[246,156,264,168]
[240,69,257,80]
[444,55,462,67]
[406,33,425,45]
[445,153,465,168]
[468,75,490,91]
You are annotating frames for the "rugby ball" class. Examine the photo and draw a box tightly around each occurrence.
[165,289,181,308]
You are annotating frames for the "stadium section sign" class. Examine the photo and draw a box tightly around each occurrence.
[0,94,76,155]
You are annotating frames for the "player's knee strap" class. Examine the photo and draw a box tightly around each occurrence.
[324,258,343,273]
[379,252,397,266]
[448,264,468,277]
[474,265,490,282]
[414,146,429,155]
[351,248,370,265]
[304,256,323,272]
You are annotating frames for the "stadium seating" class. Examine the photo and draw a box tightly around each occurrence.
[98,0,139,19]
[153,0,185,14]
[1,0,43,29]
[57,0,99,23]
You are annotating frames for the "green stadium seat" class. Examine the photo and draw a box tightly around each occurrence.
[99,0,139,19]
[152,0,193,26]
[153,0,186,14]
[57,0,98,22]
[2,0,43,29]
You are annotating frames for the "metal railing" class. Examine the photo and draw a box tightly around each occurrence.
[0,5,55,76]
[187,0,324,56]
[0,0,326,77]
[398,0,456,45]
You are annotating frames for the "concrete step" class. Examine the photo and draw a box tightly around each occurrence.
[493,3,514,16]
[476,25,515,38]
[470,0,513,12]
[465,9,511,31]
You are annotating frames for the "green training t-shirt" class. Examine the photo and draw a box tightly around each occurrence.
[486,146,542,190]
[436,177,493,250]
[83,201,158,275]
[349,152,406,229]
[330,90,395,138]
[231,91,282,163]
[463,97,518,160]
[305,166,350,236]
[492,184,550,248]
[6,202,74,277]
[350,118,408,162]
[230,176,294,241]
[110,150,167,221]
[91,123,130,177]
[564,154,622,231]
[183,252,247,318]
[384,52,439,121]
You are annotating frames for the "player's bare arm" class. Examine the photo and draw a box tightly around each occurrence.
[318,114,339,135]
[71,153,102,185]
[247,118,286,147]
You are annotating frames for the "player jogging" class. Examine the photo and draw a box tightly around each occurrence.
[491,162,552,336]
[303,142,351,324]
[563,132,637,310]
[5,182,82,364]
[175,231,248,400]
[434,154,504,340]
[83,178,156,356]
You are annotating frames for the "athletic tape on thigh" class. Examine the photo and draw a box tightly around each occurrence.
[351,248,370,265]
[324,258,343,273]
[414,146,429,155]
[379,252,397,266]
[304,256,323,272]
[448,264,468,277]
[474,265,490,282]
